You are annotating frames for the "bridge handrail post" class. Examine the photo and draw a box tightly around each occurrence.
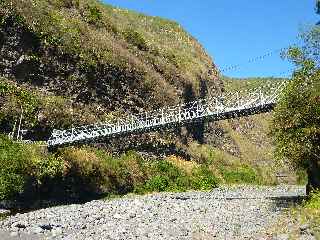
[178,105,182,123]
[236,91,240,109]
[161,108,165,124]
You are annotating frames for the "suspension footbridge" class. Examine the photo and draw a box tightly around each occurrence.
[48,80,288,148]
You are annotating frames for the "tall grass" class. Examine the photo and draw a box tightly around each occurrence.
[0,138,220,202]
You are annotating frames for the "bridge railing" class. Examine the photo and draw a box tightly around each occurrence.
[48,80,288,147]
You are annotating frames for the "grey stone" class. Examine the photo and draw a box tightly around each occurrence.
[300,224,310,232]
[113,213,122,219]
[277,234,290,240]
[0,186,306,239]
[11,222,26,229]
[52,227,63,236]
[0,209,10,215]
[31,226,44,234]
[10,231,18,237]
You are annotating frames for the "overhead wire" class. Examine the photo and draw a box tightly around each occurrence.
[218,44,301,74]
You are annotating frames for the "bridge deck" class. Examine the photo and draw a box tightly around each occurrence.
[48,80,287,147]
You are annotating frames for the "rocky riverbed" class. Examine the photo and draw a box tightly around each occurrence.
[0,186,307,240]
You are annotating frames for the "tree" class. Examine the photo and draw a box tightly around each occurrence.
[273,26,320,193]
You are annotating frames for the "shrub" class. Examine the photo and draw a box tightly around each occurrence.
[186,142,216,165]
[32,155,64,185]
[220,165,260,184]
[155,160,182,178]
[94,150,149,195]
[0,138,222,202]
[52,0,80,9]
[0,79,41,129]
[135,160,192,193]
[39,96,73,129]
[85,5,102,25]
[59,147,108,195]
[0,135,32,200]
[123,29,148,51]
[305,190,320,209]
[144,175,170,192]
[272,25,320,192]
[0,135,64,200]
[191,166,219,190]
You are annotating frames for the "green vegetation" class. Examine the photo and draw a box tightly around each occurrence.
[0,0,291,207]
[0,135,219,201]
[0,78,106,133]
[267,8,320,235]
[123,29,148,51]
[272,27,320,192]
[0,132,281,203]
[273,62,320,190]
[222,76,288,94]
[220,165,259,184]
[0,0,312,214]
[298,191,320,237]
[306,190,320,209]
[185,141,274,185]
[0,0,215,98]
[0,76,296,203]
[0,134,64,200]
[0,80,41,129]
[271,191,320,238]
[222,77,309,185]
[191,166,219,190]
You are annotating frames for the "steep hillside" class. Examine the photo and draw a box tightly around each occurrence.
[0,0,220,140]
[222,76,287,92]
[209,76,302,184]
[0,0,302,194]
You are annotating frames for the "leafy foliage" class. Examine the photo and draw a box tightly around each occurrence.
[305,190,320,209]
[186,141,278,185]
[272,24,320,191]
[0,134,64,200]
[143,160,190,192]
[220,165,260,184]
[191,166,219,190]
[0,80,40,128]
[0,135,32,200]
[86,4,102,25]
[0,78,106,134]
[272,63,320,169]
[123,29,148,51]
[0,137,222,201]
[58,147,108,194]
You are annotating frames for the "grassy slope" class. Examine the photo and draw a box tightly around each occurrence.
[1,0,218,98]
[210,76,303,185]
[0,0,221,138]
[172,73,297,185]
[222,76,287,92]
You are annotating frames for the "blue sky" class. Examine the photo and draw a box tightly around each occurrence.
[102,0,318,78]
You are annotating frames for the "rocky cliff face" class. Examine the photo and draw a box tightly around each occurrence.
[0,0,222,147]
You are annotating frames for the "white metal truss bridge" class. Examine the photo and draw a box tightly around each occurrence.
[48,80,288,148]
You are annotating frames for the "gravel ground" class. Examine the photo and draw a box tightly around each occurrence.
[0,185,307,240]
